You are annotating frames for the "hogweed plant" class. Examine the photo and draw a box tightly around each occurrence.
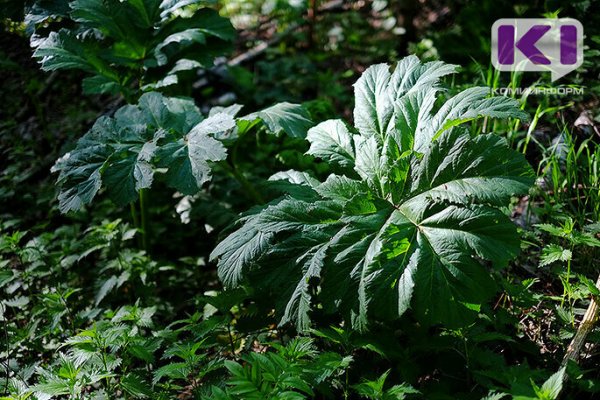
[52,92,236,214]
[51,91,313,249]
[212,56,535,331]
[32,0,317,252]
[29,0,236,100]
[51,94,312,213]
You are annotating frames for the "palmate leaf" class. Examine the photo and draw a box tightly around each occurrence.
[30,0,235,95]
[31,30,113,76]
[52,95,309,212]
[24,0,70,31]
[52,92,233,213]
[212,56,534,331]
[156,113,233,194]
[241,102,314,138]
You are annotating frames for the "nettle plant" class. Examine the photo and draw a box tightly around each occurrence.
[212,56,535,330]
[29,0,235,98]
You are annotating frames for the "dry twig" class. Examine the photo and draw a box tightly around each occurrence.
[560,274,600,368]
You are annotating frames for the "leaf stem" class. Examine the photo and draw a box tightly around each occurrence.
[227,322,236,355]
[58,289,76,333]
[221,162,264,204]
[344,368,349,399]
[129,202,142,249]
[232,167,265,204]
[139,189,150,253]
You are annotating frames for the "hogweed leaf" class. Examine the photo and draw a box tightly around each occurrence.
[30,0,234,95]
[157,113,232,195]
[423,86,529,150]
[243,102,314,138]
[53,93,232,212]
[306,120,355,170]
[353,63,393,142]
[212,57,534,331]
[353,55,459,145]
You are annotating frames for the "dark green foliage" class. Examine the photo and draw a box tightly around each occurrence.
[51,92,314,213]
[212,57,534,331]
[52,92,234,212]
[206,338,353,399]
[353,370,419,400]
[4,2,600,399]
[29,0,235,97]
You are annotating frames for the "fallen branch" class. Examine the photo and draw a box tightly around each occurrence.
[561,274,600,368]
[227,22,301,68]
[554,275,600,399]
[227,0,344,67]
[555,274,600,400]
[193,0,344,91]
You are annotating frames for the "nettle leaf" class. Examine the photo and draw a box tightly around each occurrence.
[52,92,234,213]
[539,244,572,266]
[212,56,534,331]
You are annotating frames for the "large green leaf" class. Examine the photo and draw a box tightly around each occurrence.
[353,57,459,143]
[70,0,150,40]
[242,102,314,138]
[52,92,233,212]
[212,57,534,331]
[306,120,355,169]
[32,30,114,76]
[156,113,233,195]
[30,0,235,95]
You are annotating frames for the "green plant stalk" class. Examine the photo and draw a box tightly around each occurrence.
[129,202,142,249]
[58,289,76,333]
[522,104,542,155]
[231,167,264,204]
[101,349,113,394]
[560,254,573,310]
[221,142,265,204]
[227,322,236,355]
[344,369,349,400]
[463,335,471,386]
[139,189,149,253]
